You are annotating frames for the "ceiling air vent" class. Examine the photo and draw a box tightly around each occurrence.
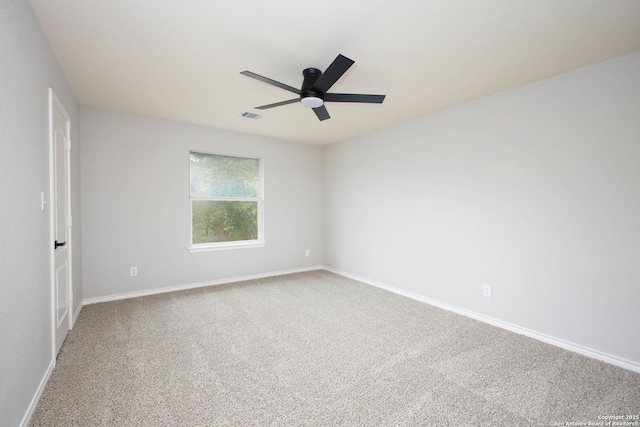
[241,112,261,119]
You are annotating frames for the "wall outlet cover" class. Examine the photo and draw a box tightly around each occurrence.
[483,284,492,298]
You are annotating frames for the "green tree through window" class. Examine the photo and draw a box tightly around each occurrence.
[190,152,262,245]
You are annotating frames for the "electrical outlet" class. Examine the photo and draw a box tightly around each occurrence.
[305,249,310,257]
[130,266,138,277]
[483,284,492,298]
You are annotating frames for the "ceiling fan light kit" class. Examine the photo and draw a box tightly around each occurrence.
[241,54,386,121]
[300,97,324,108]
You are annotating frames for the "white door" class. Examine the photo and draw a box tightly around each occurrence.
[51,90,72,356]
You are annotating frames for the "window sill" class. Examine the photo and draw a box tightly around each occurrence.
[188,240,266,253]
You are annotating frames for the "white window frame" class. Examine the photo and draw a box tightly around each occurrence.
[188,151,265,253]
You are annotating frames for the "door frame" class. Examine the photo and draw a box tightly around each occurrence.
[48,88,73,360]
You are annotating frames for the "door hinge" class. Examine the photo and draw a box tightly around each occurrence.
[69,291,73,302]
[65,138,71,151]
[68,216,73,227]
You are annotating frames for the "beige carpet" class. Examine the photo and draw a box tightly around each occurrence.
[30,270,640,426]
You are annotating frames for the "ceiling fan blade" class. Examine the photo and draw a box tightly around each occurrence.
[313,105,330,121]
[312,54,355,93]
[255,98,299,110]
[324,93,386,104]
[240,71,301,95]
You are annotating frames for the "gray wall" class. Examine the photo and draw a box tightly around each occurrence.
[324,51,640,365]
[0,1,81,426]
[80,109,323,300]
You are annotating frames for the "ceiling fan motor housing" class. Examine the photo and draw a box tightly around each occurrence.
[301,68,324,106]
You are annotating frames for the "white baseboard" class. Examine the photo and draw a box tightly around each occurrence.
[19,358,55,427]
[21,304,82,426]
[72,302,82,327]
[83,265,324,305]
[323,266,640,374]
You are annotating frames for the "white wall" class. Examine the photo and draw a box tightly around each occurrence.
[324,51,640,366]
[0,1,81,426]
[80,109,323,300]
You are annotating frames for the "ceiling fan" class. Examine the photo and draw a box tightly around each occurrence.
[241,54,386,121]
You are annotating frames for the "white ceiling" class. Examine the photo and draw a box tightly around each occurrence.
[29,0,640,145]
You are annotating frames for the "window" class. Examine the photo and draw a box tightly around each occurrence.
[189,151,264,251]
